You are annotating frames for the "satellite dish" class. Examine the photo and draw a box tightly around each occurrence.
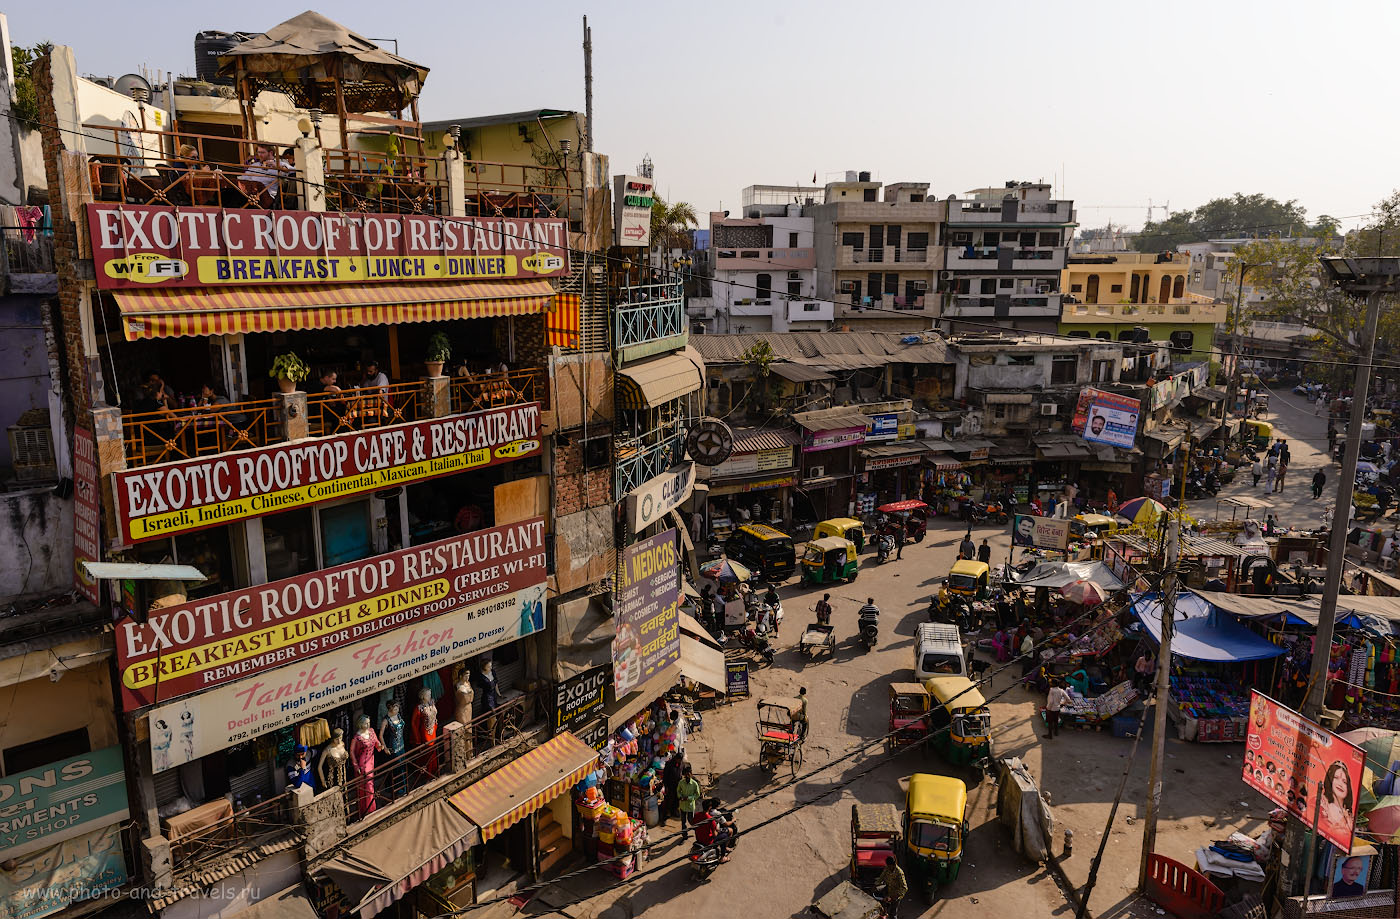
[113,73,153,101]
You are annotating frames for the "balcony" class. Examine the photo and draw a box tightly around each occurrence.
[945,246,1065,271]
[945,296,1061,316]
[1061,301,1227,324]
[1,226,56,289]
[307,381,428,437]
[449,367,547,415]
[616,422,687,496]
[948,199,1076,224]
[122,398,283,468]
[615,283,687,362]
[714,247,814,270]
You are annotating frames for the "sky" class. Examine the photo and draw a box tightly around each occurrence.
[8,0,1398,234]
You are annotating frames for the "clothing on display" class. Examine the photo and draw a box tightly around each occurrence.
[298,717,331,747]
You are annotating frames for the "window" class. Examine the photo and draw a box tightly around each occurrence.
[1019,231,1036,247]
[803,302,821,312]
[1092,359,1114,382]
[1169,330,1195,351]
[839,279,856,293]
[1173,275,1185,298]
[3,729,90,775]
[863,188,877,202]
[1007,354,1035,366]
[983,231,1001,247]
[1070,284,1082,293]
[756,274,772,298]
[993,404,1007,419]
[320,501,374,566]
[787,280,802,297]
[1095,331,1111,340]
[788,232,799,248]
[1039,231,1060,247]
[951,232,971,245]
[1192,270,1202,282]
[908,232,929,249]
[867,273,882,300]
[980,279,996,294]
[999,278,1014,289]
[1129,274,1141,302]
[886,225,902,248]
[1050,355,1078,384]
[1110,284,1123,294]
[884,273,898,295]
[842,232,864,249]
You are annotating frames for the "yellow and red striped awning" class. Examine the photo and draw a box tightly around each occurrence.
[111,279,556,341]
[448,732,598,841]
[547,292,581,349]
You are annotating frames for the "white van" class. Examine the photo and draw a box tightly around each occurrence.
[914,623,967,682]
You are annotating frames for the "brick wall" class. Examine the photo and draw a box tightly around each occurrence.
[552,440,611,517]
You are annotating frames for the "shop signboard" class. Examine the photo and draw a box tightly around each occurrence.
[0,747,129,860]
[555,665,610,732]
[0,824,126,919]
[86,204,569,289]
[714,448,792,480]
[575,718,609,752]
[613,529,680,697]
[755,448,794,472]
[1244,692,1365,850]
[725,659,750,697]
[113,402,542,545]
[805,427,865,452]
[1012,514,1070,550]
[147,543,549,772]
[613,175,654,247]
[625,462,695,532]
[71,426,101,605]
[865,413,900,443]
[117,517,547,710]
[1072,388,1141,450]
[864,455,920,471]
[968,447,990,461]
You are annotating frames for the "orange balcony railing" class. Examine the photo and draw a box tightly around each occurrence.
[122,398,281,468]
[448,368,546,415]
[306,382,427,438]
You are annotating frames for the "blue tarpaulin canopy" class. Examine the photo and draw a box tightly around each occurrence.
[1131,591,1286,662]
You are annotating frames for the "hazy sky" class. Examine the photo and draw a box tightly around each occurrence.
[9,0,1397,233]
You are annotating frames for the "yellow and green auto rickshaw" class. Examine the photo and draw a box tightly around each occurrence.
[815,517,866,553]
[1242,419,1273,450]
[946,560,990,601]
[801,536,859,586]
[903,773,968,901]
[924,676,993,768]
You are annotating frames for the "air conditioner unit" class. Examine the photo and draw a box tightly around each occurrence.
[839,280,856,293]
[787,271,801,280]
[1039,403,1058,416]
[912,280,928,291]
[938,270,953,280]
[807,465,826,479]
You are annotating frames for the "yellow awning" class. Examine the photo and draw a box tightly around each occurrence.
[113,279,555,340]
[616,347,704,410]
[448,733,598,841]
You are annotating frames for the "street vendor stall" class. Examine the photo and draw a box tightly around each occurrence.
[1109,533,1251,592]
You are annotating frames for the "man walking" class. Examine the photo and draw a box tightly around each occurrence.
[677,764,701,838]
[894,522,906,560]
[958,530,975,561]
[1045,677,1070,739]
[1264,455,1277,493]
[878,856,908,919]
[1275,459,1289,494]
[977,538,992,565]
[1252,458,1263,487]
[814,593,833,627]
[1312,469,1327,500]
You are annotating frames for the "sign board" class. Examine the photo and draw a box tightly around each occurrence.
[613,529,681,696]
[725,659,750,697]
[0,824,126,919]
[723,598,748,626]
[86,204,569,289]
[0,747,129,860]
[71,426,101,605]
[713,449,793,479]
[555,665,610,732]
[1073,388,1141,450]
[625,462,695,532]
[864,454,920,471]
[1012,514,1071,550]
[113,403,542,545]
[613,175,654,247]
[117,518,547,710]
[575,718,609,752]
[1244,692,1365,850]
[865,413,900,443]
[805,427,865,453]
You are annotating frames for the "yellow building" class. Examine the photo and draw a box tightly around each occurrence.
[1059,252,1224,361]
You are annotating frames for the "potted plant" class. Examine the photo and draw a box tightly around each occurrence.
[425,333,452,377]
[269,352,310,393]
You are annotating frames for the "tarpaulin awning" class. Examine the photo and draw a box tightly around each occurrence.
[114,279,555,340]
[448,733,598,841]
[792,407,869,432]
[616,348,704,410]
[237,885,319,919]
[1204,590,1400,634]
[317,800,479,919]
[679,610,721,650]
[1131,592,1285,662]
[926,452,963,471]
[607,662,682,731]
[553,595,614,680]
[679,634,727,694]
[769,362,835,383]
[1012,561,1124,591]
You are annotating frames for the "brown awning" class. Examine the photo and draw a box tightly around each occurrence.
[792,407,869,432]
[679,634,727,694]
[769,362,834,383]
[616,349,704,410]
[607,662,682,730]
[235,885,319,919]
[317,799,479,919]
[448,733,598,841]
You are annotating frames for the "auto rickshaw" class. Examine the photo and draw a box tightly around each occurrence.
[1072,513,1118,538]
[903,773,968,901]
[850,803,902,891]
[878,500,929,542]
[924,675,993,768]
[1242,419,1272,450]
[801,536,859,586]
[815,517,866,553]
[946,560,990,601]
[888,682,932,750]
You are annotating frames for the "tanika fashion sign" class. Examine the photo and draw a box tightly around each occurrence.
[116,518,547,710]
[113,403,541,544]
[86,204,569,289]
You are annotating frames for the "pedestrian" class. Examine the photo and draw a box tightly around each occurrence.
[700,584,717,634]
[894,522,906,560]
[1312,469,1327,499]
[814,593,833,627]
[1252,458,1263,487]
[878,856,908,919]
[662,750,684,821]
[1045,677,1070,739]
[1134,650,1156,695]
[1019,627,1037,686]
[1106,487,1119,514]
[1275,460,1288,493]
[1327,424,1338,454]
[1279,440,1291,466]
[958,530,975,560]
[677,764,702,838]
[977,538,992,565]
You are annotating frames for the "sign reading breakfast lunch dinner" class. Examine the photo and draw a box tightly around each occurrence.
[112,403,541,545]
[85,204,570,289]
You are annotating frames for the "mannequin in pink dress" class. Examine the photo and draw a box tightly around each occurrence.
[411,687,440,778]
[349,715,384,817]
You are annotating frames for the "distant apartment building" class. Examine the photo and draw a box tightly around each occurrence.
[940,182,1076,335]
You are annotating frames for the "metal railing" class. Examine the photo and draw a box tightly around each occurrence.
[122,398,281,468]
[896,248,930,263]
[322,147,448,215]
[1,226,54,274]
[616,423,687,495]
[615,283,686,351]
[170,791,293,876]
[307,382,426,437]
[449,367,547,414]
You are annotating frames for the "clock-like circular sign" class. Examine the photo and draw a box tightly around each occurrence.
[686,418,734,466]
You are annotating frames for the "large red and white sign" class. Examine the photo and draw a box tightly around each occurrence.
[1245,692,1366,850]
[86,204,569,290]
[72,426,101,605]
[118,517,546,711]
[113,403,541,545]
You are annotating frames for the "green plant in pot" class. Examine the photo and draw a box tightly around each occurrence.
[269,352,310,393]
[425,333,452,377]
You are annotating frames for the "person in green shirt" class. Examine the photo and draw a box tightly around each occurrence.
[879,856,908,917]
[677,763,702,838]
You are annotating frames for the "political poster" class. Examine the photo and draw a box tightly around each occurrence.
[613,529,681,696]
[1244,692,1365,850]
[1074,387,1141,450]
[1012,514,1071,550]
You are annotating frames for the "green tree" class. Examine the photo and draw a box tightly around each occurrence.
[10,42,53,128]
[1344,190,1400,257]
[650,196,698,251]
[1133,193,1319,253]
[740,340,778,412]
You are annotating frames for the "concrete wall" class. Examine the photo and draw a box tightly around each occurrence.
[0,486,74,597]
[0,15,43,205]
[1,660,116,755]
[74,79,171,161]
[0,296,54,467]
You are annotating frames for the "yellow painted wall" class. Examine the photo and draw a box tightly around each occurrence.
[0,660,118,757]
[1062,264,1190,305]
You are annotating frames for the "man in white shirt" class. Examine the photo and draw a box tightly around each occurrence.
[1045,678,1070,739]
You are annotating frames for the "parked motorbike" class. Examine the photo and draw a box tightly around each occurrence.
[741,625,776,665]
[969,500,1010,525]
[876,533,895,563]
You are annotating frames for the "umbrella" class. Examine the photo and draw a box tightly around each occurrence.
[700,558,751,583]
[1116,496,1166,525]
[1362,795,1400,843]
[1060,579,1108,607]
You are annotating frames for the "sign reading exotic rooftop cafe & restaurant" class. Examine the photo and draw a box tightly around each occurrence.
[86,204,570,289]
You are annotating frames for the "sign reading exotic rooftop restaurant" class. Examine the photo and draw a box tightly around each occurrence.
[86,204,570,290]
[117,518,547,711]
[144,520,549,771]
[113,403,541,544]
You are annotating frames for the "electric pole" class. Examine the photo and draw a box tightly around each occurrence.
[582,16,593,153]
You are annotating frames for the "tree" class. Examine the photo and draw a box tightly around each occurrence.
[10,42,53,128]
[1344,190,1400,257]
[650,196,698,251]
[1133,193,1322,253]
[740,340,778,413]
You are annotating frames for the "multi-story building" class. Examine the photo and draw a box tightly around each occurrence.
[940,182,1076,335]
[8,13,714,919]
[1058,251,1224,361]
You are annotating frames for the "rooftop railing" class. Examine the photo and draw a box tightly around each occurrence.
[306,381,427,438]
[615,283,686,352]
[122,398,281,468]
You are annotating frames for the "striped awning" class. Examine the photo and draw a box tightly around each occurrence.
[616,348,704,410]
[112,279,556,340]
[448,732,598,841]
[547,292,581,349]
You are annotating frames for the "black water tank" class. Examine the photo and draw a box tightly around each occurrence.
[858,171,871,182]
[195,31,244,84]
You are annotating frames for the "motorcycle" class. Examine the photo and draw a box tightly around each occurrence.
[969,501,1010,525]
[689,807,739,881]
[876,532,895,563]
[741,625,776,665]
[930,595,972,630]
[859,610,879,651]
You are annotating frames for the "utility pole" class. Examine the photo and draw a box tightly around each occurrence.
[1222,260,1249,421]
[582,16,593,153]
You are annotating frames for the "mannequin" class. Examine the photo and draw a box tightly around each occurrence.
[380,700,407,798]
[287,745,317,792]
[317,728,348,789]
[477,660,501,746]
[453,665,475,759]
[350,715,383,817]
[411,687,439,776]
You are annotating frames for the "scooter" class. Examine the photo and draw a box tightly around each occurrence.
[688,808,740,881]
[876,532,895,563]
[741,625,776,665]
[858,611,879,651]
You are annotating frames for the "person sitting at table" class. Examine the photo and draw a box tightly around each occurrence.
[144,370,176,410]
[362,360,389,395]
[238,145,292,206]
